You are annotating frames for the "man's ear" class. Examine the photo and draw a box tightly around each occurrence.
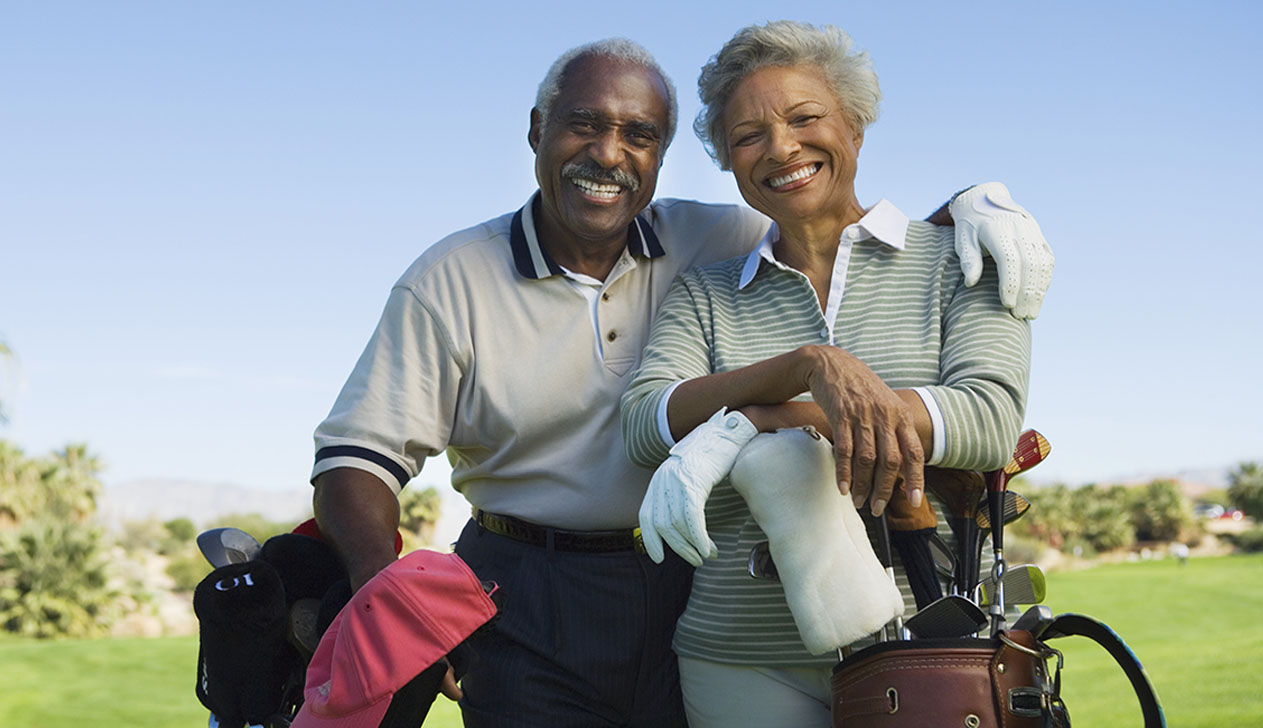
[853,129,865,153]
[528,108,543,152]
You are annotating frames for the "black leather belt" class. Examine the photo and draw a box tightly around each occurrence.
[474,509,644,554]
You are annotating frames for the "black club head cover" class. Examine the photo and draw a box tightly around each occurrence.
[890,527,945,610]
[193,560,297,726]
[259,533,347,604]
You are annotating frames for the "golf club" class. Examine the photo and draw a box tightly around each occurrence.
[1011,604,1055,639]
[904,593,988,639]
[747,541,778,581]
[197,527,263,568]
[929,531,957,586]
[982,429,1050,635]
[1003,429,1052,477]
[978,564,1045,607]
[984,467,1010,635]
[974,490,1031,532]
[967,490,1032,592]
[874,513,905,641]
[924,468,988,603]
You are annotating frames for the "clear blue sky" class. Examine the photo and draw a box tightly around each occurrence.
[3,2,1261,515]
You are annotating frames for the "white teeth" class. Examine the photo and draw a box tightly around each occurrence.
[768,164,820,189]
[572,178,622,198]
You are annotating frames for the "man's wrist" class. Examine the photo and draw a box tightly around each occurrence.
[347,550,397,592]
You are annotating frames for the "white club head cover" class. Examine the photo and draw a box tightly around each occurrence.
[730,428,904,654]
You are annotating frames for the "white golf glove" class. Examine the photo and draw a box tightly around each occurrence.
[950,182,1054,320]
[638,407,758,566]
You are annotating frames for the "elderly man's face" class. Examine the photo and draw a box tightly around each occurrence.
[529,55,669,251]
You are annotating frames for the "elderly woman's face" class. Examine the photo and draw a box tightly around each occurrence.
[723,65,863,227]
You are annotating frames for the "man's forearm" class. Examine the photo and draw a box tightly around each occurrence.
[313,468,402,591]
[924,197,954,226]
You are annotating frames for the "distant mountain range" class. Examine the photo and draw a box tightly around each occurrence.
[1023,466,1230,498]
[98,478,313,529]
[99,465,1234,534]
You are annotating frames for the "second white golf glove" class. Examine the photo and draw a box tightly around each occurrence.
[950,182,1054,320]
[639,407,758,566]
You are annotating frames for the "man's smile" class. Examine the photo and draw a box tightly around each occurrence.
[570,177,624,200]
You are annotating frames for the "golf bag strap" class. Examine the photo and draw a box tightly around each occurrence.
[1042,613,1166,727]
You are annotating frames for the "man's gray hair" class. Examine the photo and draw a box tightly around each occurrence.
[535,38,679,154]
[694,21,881,169]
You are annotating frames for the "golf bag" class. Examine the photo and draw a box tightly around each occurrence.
[193,524,502,728]
[193,531,348,727]
[829,613,1166,727]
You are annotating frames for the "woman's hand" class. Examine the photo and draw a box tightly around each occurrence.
[800,345,925,515]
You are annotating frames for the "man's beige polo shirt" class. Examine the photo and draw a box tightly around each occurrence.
[312,193,768,530]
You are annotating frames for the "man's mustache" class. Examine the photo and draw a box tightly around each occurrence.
[562,162,640,193]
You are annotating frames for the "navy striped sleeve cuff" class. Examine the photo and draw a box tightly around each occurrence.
[314,445,410,490]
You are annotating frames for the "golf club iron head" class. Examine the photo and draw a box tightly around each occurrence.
[1011,604,1055,639]
[197,527,263,568]
[929,531,957,582]
[905,595,988,639]
[978,564,1045,606]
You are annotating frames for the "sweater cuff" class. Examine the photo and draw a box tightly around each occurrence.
[656,380,686,447]
[911,386,947,465]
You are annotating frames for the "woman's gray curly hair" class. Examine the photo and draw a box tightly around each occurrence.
[695,21,881,169]
[535,38,678,154]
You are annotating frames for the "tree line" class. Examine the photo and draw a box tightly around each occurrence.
[1010,464,1263,557]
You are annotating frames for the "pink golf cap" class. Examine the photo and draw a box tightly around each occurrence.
[292,549,497,728]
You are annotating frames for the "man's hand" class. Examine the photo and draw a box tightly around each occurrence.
[801,346,924,516]
[639,408,758,566]
[439,661,462,701]
[949,182,1054,320]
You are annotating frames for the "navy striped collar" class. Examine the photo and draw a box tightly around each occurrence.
[509,192,665,280]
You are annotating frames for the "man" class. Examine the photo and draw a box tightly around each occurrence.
[311,38,1052,727]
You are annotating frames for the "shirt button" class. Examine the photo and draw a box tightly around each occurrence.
[607,330,618,342]
[602,292,610,301]
[820,327,830,339]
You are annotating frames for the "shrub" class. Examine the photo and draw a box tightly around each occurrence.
[0,520,120,637]
[1129,479,1194,542]
[1228,463,1263,520]
[1223,527,1263,553]
[1076,485,1135,552]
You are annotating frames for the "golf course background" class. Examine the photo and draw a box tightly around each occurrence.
[2,553,1259,727]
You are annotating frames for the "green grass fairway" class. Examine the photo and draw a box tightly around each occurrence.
[1043,552,1263,727]
[2,553,1259,727]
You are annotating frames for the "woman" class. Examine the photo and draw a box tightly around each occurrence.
[620,21,1032,727]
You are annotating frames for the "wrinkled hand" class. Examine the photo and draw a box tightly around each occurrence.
[950,182,1054,320]
[639,408,758,566]
[803,346,924,516]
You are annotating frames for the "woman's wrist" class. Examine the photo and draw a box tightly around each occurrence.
[793,344,827,393]
[737,404,777,432]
